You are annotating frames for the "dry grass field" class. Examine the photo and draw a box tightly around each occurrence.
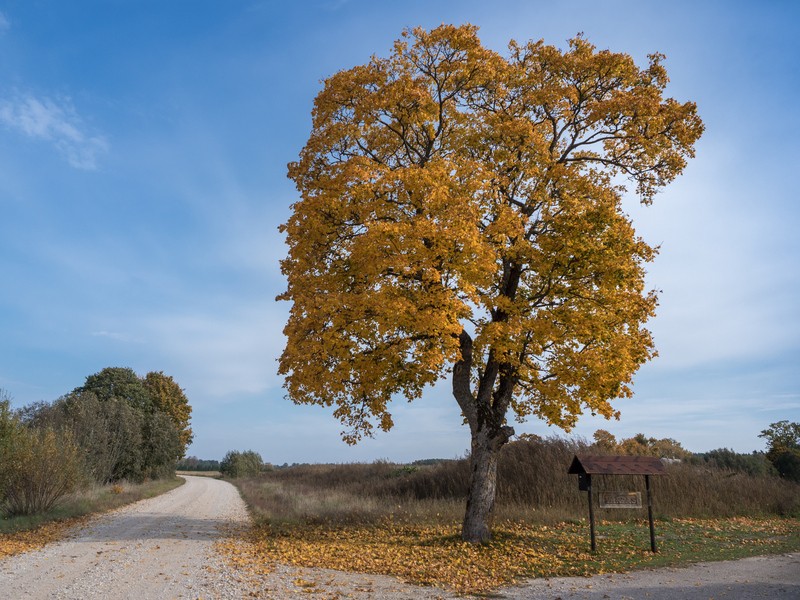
[225,436,800,593]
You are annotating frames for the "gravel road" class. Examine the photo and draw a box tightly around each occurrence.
[0,475,252,599]
[1,475,797,599]
[496,552,800,599]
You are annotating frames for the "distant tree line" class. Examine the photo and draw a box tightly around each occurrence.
[0,367,193,517]
[687,448,776,477]
[177,456,221,471]
[589,430,691,459]
[590,424,799,483]
[178,451,268,477]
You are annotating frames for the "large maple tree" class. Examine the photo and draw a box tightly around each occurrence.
[279,25,703,542]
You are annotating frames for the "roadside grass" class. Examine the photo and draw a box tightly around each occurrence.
[0,476,185,558]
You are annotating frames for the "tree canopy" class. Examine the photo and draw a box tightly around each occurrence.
[144,371,194,455]
[79,367,153,412]
[760,420,800,483]
[759,420,800,456]
[279,25,703,541]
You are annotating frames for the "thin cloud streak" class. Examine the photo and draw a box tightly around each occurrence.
[0,93,108,169]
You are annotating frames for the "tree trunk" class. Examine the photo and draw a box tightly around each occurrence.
[462,423,514,543]
[452,328,516,543]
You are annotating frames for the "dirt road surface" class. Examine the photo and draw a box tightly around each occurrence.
[1,475,797,599]
[0,475,251,599]
[496,552,800,599]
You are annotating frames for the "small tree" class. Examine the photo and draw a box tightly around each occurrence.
[279,25,703,542]
[771,450,800,483]
[144,371,194,456]
[141,410,182,479]
[592,429,619,453]
[760,421,800,483]
[759,420,800,457]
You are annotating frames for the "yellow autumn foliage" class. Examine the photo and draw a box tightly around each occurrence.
[144,371,193,454]
[280,23,702,441]
[0,517,87,559]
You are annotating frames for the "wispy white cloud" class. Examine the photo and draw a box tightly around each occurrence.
[0,11,10,33]
[0,93,108,169]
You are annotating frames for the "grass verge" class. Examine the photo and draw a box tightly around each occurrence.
[0,476,185,558]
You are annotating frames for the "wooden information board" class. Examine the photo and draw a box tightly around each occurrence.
[599,491,642,508]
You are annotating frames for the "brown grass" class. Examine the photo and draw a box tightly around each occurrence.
[236,436,800,527]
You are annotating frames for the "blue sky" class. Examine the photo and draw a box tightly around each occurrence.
[1,1,798,463]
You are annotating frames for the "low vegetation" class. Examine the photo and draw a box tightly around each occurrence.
[220,450,266,478]
[1,368,192,520]
[226,431,800,594]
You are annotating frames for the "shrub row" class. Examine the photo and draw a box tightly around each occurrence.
[1,367,192,517]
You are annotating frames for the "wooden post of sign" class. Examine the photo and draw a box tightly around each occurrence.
[587,474,596,552]
[646,474,657,553]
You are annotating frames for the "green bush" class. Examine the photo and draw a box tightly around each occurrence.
[772,449,800,483]
[0,394,23,506]
[2,426,85,517]
[220,450,264,478]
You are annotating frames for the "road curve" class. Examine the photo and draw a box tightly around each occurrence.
[0,475,251,599]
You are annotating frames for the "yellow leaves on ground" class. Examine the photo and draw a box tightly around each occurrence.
[217,517,800,595]
[0,517,85,559]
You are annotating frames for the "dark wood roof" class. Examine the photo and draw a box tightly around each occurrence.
[568,455,667,476]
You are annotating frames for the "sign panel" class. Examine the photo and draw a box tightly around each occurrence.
[599,491,642,509]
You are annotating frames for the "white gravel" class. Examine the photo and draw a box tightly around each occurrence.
[0,475,252,599]
[496,552,800,599]
[2,476,797,599]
